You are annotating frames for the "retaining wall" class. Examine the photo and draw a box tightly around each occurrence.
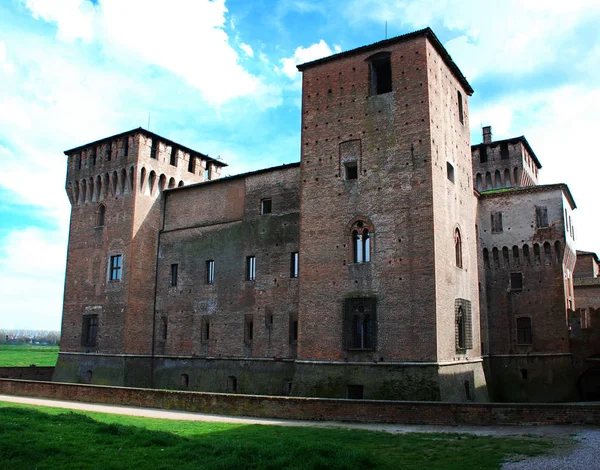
[0,367,54,381]
[0,378,599,426]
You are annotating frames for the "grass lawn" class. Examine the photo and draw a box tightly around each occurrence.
[0,402,555,469]
[0,344,59,367]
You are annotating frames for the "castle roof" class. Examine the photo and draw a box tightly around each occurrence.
[471,135,542,169]
[478,183,577,209]
[296,27,473,95]
[64,127,227,167]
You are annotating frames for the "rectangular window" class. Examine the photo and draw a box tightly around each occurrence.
[123,136,129,157]
[457,90,464,124]
[201,316,210,343]
[446,162,455,183]
[290,252,299,278]
[170,147,177,166]
[109,254,123,281]
[500,142,509,160]
[517,317,533,345]
[150,140,157,159]
[370,55,392,95]
[536,206,549,228]
[160,316,168,341]
[106,143,112,161]
[188,155,195,174]
[91,148,97,166]
[170,263,178,287]
[479,145,488,163]
[344,161,358,180]
[510,272,523,291]
[344,298,376,350]
[455,299,473,351]
[244,314,253,344]
[246,256,256,281]
[261,198,272,214]
[347,384,364,399]
[206,260,215,284]
[290,320,298,343]
[82,315,98,346]
[491,212,503,233]
[204,164,211,180]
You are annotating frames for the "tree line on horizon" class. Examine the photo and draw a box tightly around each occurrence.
[0,329,61,345]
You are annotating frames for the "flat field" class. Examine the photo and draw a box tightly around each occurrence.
[0,402,553,469]
[0,344,59,367]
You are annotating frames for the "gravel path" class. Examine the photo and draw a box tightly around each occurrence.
[503,429,600,470]
[2,394,599,468]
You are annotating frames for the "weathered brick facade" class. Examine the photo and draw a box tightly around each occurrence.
[54,28,599,402]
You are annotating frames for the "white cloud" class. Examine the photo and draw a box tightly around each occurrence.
[22,0,277,107]
[240,42,254,58]
[345,0,600,81]
[23,0,95,42]
[280,40,338,79]
[0,227,67,330]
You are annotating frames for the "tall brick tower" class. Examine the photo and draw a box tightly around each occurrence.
[294,28,487,400]
[55,128,225,386]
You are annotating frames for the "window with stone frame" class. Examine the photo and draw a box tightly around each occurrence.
[82,315,98,347]
[455,228,463,268]
[344,297,376,350]
[351,220,372,263]
[455,299,473,351]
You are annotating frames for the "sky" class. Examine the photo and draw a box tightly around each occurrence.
[1,0,599,330]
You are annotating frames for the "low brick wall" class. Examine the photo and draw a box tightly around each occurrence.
[1,378,599,426]
[0,367,54,381]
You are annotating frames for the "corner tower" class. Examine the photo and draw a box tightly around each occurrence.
[295,28,487,400]
[55,128,225,386]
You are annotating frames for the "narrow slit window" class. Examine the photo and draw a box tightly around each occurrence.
[170,147,177,166]
[150,140,157,159]
[457,90,464,124]
[455,229,462,268]
[246,256,256,281]
[206,260,215,284]
[123,136,129,157]
[170,263,178,287]
[290,252,299,278]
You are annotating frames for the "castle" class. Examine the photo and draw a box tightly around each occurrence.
[55,28,600,402]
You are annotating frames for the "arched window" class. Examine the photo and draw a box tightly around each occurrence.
[512,245,520,266]
[554,240,563,263]
[483,248,490,270]
[351,220,372,263]
[455,229,462,268]
[475,173,483,191]
[96,204,106,227]
[494,170,502,189]
[504,169,511,188]
[502,246,510,267]
[485,172,493,190]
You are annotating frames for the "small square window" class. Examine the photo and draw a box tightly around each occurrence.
[261,198,272,214]
[109,255,122,281]
[344,161,358,180]
[290,252,299,278]
[346,384,364,399]
[510,272,523,291]
[206,260,215,284]
[246,256,256,281]
[447,162,455,183]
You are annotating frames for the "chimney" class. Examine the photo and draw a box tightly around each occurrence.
[482,126,493,143]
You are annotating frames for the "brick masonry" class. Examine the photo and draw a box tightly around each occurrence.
[1,379,599,426]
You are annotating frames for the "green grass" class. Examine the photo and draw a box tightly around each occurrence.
[0,402,554,469]
[0,344,59,367]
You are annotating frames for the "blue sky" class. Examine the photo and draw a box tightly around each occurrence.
[1,0,599,330]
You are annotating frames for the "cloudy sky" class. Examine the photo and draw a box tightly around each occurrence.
[1,0,599,330]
